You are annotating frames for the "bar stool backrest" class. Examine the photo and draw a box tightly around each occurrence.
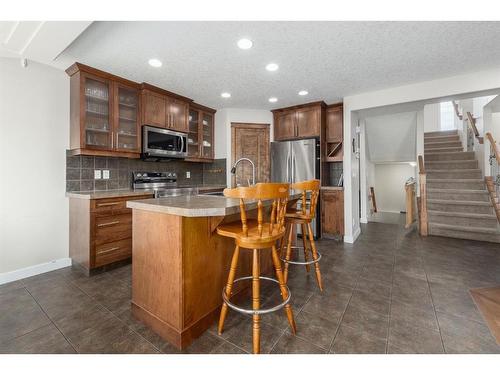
[223,183,290,238]
[290,179,320,219]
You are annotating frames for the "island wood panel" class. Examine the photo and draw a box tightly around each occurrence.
[69,198,91,270]
[321,189,344,237]
[130,208,274,349]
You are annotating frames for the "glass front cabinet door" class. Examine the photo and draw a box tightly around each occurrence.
[82,74,112,150]
[201,112,214,159]
[188,109,200,158]
[114,84,140,153]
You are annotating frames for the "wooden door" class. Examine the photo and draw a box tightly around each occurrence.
[168,98,189,133]
[326,105,343,142]
[231,123,270,187]
[321,190,344,236]
[81,73,113,150]
[143,91,167,128]
[274,111,296,140]
[296,106,320,138]
[114,83,140,153]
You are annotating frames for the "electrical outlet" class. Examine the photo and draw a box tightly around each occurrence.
[94,170,102,180]
[186,171,190,179]
[103,170,110,180]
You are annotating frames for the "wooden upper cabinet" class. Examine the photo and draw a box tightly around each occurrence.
[186,103,216,161]
[66,63,141,158]
[168,98,189,133]
[272,102,325,141]
[326,104,343,142]
[274,111,296,141]
[142,90,167,128]
[296,106,320,138]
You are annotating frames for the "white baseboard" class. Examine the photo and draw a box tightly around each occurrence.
[0,258,72,285]
[360,217,368,224]
[344,226,361,243]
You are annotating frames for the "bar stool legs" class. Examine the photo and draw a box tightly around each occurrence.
[252,249,260,354]
[218,245,240,335]
[301,224,310,273]
[306,222,323,291]
[271,245,297,335]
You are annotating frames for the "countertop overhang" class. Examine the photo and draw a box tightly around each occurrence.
[126,193,301,217]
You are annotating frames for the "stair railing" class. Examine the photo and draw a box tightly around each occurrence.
[485,132,500,223]
[452,100,463,120]
[466,111,484,147]
[418,155,428,236]
[404,178,417,229]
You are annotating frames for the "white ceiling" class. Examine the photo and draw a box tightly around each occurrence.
[42,21,500,109]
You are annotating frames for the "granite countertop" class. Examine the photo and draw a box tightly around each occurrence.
[321,186,344,191]
[66,185,227,200]
[126,193,301,217]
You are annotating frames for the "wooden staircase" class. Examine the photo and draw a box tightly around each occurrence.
[424,130,500,243]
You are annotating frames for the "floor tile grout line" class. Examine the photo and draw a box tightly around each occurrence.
[386,241,397,354]
[422,254,446,353]
[24,287,79,354]
[326,276,359,354]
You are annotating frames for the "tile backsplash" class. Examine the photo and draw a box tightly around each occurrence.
[66,152,226,192]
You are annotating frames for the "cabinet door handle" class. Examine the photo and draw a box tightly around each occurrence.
[97,220,120,227]
[97,247,120,255]
[111,132,114,148]
[116,132,119,149]
[96,202,120,207]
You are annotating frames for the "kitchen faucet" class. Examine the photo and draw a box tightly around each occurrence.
[230,158,255,186]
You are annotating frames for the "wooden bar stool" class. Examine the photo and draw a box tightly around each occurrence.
[280,179,323,291]
[216,183,297,354]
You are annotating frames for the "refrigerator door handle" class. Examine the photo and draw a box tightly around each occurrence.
[286,152,290,183]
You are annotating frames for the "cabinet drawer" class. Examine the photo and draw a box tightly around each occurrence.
[95,238,132,267]
[94,214,132,245]
[91,195,153,215]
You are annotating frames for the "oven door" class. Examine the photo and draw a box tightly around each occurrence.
[142,126,187,159]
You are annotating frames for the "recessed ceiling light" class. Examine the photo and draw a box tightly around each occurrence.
[298,90,309,96]
[221,92,231,98]
[148,58,162,68]
[265,63,279,72]
[268,97,278,103]
[237,38,253,50]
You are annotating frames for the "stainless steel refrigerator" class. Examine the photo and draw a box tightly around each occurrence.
[271,138,320,237]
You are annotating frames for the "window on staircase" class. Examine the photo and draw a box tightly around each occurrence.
[440,101,455,130]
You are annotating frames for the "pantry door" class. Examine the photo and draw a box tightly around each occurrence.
[231,123,270,188]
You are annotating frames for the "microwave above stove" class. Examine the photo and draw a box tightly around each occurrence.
[141,125,188,160]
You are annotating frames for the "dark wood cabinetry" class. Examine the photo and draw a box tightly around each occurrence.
[272,101,325,141]
[321,189,344,238]
[186,103,216,162]
[69,193,153,275]
[140,84,189,133]
[325,103,343,161]
[67,63,141,158]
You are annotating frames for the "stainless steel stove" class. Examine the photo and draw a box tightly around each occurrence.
[132,171,198,198]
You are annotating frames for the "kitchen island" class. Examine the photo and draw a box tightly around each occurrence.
[127,194,299,349]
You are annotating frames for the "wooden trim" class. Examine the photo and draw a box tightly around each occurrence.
[326,102,343,109]
[66,62,140,88]
[66,148,140,159]
[418,155,428,236]
[405,182,417,229]
[271,101,326,113]
[140,82,193,104]
[231,122,270,129]
[189,102,216,114]
[486,132,500,164]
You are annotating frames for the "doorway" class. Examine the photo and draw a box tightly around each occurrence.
[231,123,270,187]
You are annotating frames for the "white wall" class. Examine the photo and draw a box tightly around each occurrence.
[424,103,441,132]
[0,58,69,278]
[344,66,500,243]
[214,108,273,187]
[373,164,416,214]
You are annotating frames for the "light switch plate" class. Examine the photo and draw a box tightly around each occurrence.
[186,171,190,179]
[103,170,110,180]
[94,170,101,180]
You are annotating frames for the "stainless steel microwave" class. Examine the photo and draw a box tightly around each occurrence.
[141,125,187,160]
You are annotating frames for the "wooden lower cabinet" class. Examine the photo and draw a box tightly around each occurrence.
[321,189,344,238]
[69,194,153,275]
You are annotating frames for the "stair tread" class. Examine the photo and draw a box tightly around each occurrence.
[426,160,475,163]
[426,169,481,172]
[428,210,497,218]
[427,178,484,182]
[427,188,488,194]
[429,222,500,235]
[428,199,492,206]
